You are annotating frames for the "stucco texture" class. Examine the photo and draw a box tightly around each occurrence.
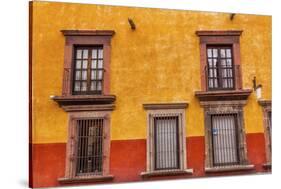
[31,2,271,143]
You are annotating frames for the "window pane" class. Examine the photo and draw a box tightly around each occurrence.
[81,82,87,91]
[221,59,226,67]
[97,81,102,91]
[226,59,232,67]
[92,49,97,59]
[91,70,97,80]
[76,50,82,59]
[207,49,212,58]
[220,49,226,58]
[98,70,103,80]
[226,49,232,57]
[91,60,97,68]
[83,49,88,59]
[91,81,97,91]
[213,49,218,57]
[74,82,80,91]
[98,60,103,68]
[75,71,81,80]
[82,60,88,69]
[76,60,81,69]
[82,71,87,80]
[98,49,103,59]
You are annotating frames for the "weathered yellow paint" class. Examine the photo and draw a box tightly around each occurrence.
[31,2,271,143]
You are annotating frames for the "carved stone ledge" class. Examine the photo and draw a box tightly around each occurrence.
[52,95,116,105]
[258,99,272,107]
[58,175,114,184]
[140,169,193,179]
[61,30,115,36]
[143,102,189,110]
[205,164,254,173]
[195,89,252,102]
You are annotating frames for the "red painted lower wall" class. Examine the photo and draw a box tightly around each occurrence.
[31,133,269,188]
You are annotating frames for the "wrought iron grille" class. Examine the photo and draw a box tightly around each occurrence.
[154,116,180,170]
[75,119,104,176]
[73,46,104,95]
[211,114,240,166]
[206,46,235,90]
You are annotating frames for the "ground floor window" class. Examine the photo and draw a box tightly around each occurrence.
[211,114,240,166]
[154,116,180,170]
[75,119,104,176]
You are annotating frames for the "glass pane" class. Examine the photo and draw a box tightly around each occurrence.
[208,59,213,66]
[207,49,212,58]
[82,71,87,80]
[227,69,233,77]
[91,70,96,80]
[98,70,103,79]
[92,49,97,59]
[226,49,232,57]
[81,82,87,91]
[213,69,217,77]
[209,69,213,77]
[221,59,226,67]
[222,68,227,77]
[76,60,81,69]
[226,59,232,67]
[83,49,88,59]
[82,60,88,69]
[91,81,97,91]
[209,79,213,88]
[213,59,217,67]
[97,81,102,91]
[74,82,80,91]
[75,71,81,80]
[98,60,103,68]
[98,49,103,59]
[91,60,97,68]
[213,49,218,57]
[220,49,226,58]
[76,50,82,59]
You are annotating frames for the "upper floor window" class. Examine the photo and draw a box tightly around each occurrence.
[196,30,243,92]
[207,46,234,90]
[60,30,115,96]
[73,46,104,95]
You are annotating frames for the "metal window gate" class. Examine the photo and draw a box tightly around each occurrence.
[211,114,240,166]
[75,119,104,176]
[154,116,180,170]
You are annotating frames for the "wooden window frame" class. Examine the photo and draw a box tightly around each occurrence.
[61,30,115,96]
[196,30,243,91]
[141,103,193,178]
[206,46,235,90]
[72,46,105,95]
[258,100,272,166]
[200,100,254,173]
[58,111,113,184]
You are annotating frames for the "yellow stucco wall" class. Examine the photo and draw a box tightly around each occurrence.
[31,2,271,143]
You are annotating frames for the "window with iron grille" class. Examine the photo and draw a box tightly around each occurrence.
[154,116,180,170]
[75,118,104,176]
[73,46,104,95]
[207,46,235,90]
[210,114,240,166]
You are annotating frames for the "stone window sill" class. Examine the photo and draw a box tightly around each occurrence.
[195,89,252,101]
[205,164,255,173]
[263,162,272,169]
[58,175,114,184]
[141,169,193,178]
